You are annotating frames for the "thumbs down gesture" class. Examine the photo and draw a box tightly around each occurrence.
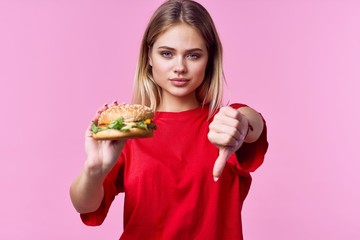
[208,106,250,181]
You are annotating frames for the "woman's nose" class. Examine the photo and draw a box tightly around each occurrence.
[174,57,187,74]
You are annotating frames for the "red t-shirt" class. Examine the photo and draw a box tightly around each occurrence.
[81,104,268,240]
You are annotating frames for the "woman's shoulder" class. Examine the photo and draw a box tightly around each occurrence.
[228,103,248,109]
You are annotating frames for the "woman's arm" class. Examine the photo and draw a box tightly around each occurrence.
[70,125,125,213]
[70,102,126,213]
[70,161,106,214]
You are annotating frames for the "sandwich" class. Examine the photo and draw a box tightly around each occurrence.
[91,103,156,140]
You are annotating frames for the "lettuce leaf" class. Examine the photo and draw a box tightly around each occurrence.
[91,123,105,134]
[108,118,125,130]
[91,118,156,133]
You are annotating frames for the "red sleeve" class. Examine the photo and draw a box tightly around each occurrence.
[230,103,269,173]
[80,156,125,226]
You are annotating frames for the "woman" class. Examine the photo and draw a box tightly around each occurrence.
[70,0,268,239]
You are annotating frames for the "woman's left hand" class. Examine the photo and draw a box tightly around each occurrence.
[208,106,249,181]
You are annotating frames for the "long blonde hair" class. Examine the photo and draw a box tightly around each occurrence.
[132,0,225,118]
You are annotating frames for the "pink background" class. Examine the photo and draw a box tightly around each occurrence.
[1,0,359,239]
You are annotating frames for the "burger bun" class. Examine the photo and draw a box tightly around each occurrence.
[92,128,154,140]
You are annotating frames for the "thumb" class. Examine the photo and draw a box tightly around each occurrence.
[213,147,232,182]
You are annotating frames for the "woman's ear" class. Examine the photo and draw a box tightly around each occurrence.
[148,47,153,67]
[149,57,153,67]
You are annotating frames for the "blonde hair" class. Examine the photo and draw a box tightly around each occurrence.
[132,0,225,118]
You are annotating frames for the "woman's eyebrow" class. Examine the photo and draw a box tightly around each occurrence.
[157,46,175,50]
[157,46,204,52]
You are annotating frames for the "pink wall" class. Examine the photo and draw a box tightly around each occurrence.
[1,0,359,239]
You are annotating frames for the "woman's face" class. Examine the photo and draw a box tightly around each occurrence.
[149,23,208,108]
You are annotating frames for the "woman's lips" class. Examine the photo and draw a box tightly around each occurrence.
[170,78,190,87]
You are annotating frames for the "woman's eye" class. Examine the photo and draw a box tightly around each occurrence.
[187,53,200,59]
[160,51,172,58]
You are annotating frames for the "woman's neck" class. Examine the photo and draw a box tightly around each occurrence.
[157,96,200,112]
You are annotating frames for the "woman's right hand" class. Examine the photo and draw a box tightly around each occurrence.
[84,102,126,177]
[70,101,126,213]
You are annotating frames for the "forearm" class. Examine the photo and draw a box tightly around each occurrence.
[70,162,107,214]
[238,107,264,143]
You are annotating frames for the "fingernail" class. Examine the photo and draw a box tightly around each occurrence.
[213,176,219,182]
